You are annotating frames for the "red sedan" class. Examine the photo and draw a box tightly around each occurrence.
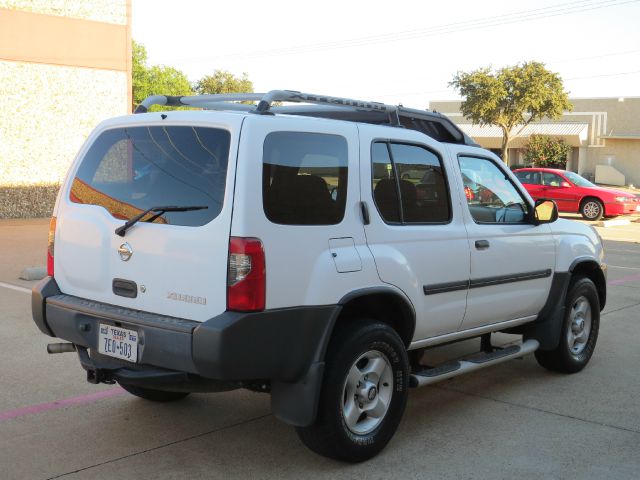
[514,168,640,221]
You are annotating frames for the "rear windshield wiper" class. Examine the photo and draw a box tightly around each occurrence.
[115,205,208,237]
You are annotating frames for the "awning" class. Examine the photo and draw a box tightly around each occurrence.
[458,122,590,148]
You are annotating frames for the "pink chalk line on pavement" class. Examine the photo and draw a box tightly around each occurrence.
[0,387,125,422]
[608,273,640,286]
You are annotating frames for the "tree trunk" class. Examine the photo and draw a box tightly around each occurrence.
[501,131,510,165]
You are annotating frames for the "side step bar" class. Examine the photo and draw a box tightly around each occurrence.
[409,339,539,388]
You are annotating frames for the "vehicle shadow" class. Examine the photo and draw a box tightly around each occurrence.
[38,339,639,480]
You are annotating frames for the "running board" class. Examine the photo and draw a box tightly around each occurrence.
[409,339,540,388]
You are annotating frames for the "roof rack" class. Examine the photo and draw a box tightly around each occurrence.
[134,90,394,113]
[133,89,478,146]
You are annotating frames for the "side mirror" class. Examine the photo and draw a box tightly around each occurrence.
[533,199,558,224]
[561,181,571,188]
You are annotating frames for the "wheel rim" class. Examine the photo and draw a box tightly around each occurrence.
[583,201,601,219]
[341,350,393,435]
[567,296,592,355]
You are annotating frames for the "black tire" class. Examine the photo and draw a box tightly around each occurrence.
[535,277,600,373]
[296,319,409,462]
[119,383,190,402]
[580,198,604,221]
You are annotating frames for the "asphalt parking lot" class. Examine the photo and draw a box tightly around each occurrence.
[1,218,639,479]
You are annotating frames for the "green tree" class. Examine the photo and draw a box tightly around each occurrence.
[523,135,572,168]
[132,40,192,111]
[194,70,254,95]
[450,61,572,165]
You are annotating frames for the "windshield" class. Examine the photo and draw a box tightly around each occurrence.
[563,171,596,187]
[70,126,231,227]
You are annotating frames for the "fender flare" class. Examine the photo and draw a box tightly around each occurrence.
[338,286,417,346]
[272,286,416,427]
[525,258,606,350]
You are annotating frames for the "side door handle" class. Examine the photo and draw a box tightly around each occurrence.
[360,202,370,225]
[475,240,490,250]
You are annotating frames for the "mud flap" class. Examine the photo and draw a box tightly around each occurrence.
[523,272,571,350]
[271,362,325,427]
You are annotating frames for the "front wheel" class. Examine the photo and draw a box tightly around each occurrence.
[296,319,409,462]
[535,277,600,373]
[119,383,190,402]
[580,198,604,221]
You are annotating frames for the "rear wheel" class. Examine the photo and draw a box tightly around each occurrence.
[535,277,600,373]
[119,383,190,402]
[296,319,409,462]
[580,198,604,221]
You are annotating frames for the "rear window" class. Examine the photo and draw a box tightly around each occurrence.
[263,131,348,225]
[70,126,230,227]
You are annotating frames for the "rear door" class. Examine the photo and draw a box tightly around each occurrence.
[540,171,579,212]
[54,114,243,321]
[359,125,470,340]
[514,169,543,198]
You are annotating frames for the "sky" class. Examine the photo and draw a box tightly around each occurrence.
[132,0,640,109]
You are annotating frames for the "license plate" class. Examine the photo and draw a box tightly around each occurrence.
[636,205,640,212]
[98,324,138,362]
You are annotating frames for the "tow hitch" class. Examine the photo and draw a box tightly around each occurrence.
[47,343,115,384]
[85,367,115,385]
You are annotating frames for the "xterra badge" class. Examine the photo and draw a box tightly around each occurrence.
[167,292,207,305]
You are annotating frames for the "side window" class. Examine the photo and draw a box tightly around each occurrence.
[459,156,529,224]
[371,141,451,224]
[515,171,541,185]
[542,172,563,187]
[263,132,348,225]
[372,142,401,223]
[390,144,450,223]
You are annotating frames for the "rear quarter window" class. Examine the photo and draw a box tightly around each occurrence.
[70,126,231,226]
[262,131,348,225]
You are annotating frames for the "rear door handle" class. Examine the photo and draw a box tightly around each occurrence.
[475,240,490,250]
[360,202,370,225]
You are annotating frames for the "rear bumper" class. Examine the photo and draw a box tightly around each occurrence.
[32,277,339,384]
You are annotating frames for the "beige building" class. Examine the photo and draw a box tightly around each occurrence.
[430,97,640,187]
[0,0,132,218]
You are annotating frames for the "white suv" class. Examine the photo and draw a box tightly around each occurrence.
[32,90,606,462]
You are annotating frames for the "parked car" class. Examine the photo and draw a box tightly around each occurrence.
[32,90,606,462]
[514,167,640,221]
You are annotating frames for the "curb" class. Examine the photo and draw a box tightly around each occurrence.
[19,266,46,281]
[596,219,632,228]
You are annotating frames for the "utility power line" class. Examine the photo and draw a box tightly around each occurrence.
[547,48,640,65]
[365,69,640,99]
[189,0,639,61]
[566,69,640,80]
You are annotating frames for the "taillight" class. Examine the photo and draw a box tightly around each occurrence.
[464,186,474,201]
[47,216,56,277]
[227,237,265,312]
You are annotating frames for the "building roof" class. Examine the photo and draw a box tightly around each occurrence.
[457,122,590,148]
[458,122,589,138]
